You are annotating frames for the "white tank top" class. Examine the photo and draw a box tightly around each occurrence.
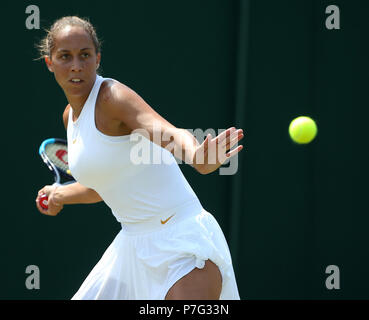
[67,75,201,224]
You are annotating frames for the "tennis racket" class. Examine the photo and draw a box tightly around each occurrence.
[38,138,75,210]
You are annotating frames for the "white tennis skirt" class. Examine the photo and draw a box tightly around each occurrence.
[71,200,240,300]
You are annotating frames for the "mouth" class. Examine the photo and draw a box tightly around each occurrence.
[69,78,84,85]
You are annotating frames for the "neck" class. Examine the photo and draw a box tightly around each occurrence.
[67,95,88,119]
[65,75,97,119]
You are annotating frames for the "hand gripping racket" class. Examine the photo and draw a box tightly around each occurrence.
[38,138,75,210]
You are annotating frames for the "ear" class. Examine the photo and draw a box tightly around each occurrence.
[45,56,54,73]
[96,52,101,70]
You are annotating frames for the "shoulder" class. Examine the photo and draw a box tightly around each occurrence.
[97,79,144,119]
[99,79,135,105]
[63,104,71,130]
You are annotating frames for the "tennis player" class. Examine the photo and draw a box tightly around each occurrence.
[35,16,244,300]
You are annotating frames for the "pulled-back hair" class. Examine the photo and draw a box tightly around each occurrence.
[36,16,102,60]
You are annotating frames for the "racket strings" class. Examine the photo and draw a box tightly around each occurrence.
[45,143,69,172]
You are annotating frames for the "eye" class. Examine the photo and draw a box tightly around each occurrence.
[82,53,90,58]
[60,54,69,60]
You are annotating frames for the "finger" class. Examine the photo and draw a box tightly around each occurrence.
[224,132,244,151]
[47,202,63,216]
[203,134,212,153]
[49,198,62,207]
[38,185,53,196]
[216,127,236,144]
[225,145,244,158]
[219,129,243,148]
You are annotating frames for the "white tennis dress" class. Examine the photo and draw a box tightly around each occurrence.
[68,75,240,300]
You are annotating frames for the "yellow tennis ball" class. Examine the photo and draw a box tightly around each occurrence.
[289,116,318,144]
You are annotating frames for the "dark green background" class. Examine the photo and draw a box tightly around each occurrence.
[1,0,368,299]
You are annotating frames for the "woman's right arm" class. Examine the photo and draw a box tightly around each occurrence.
[35,105,103,216]
[52,183,103,205]
[36,183,103,216]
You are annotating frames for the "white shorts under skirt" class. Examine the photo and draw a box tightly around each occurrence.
[71,200,240,300]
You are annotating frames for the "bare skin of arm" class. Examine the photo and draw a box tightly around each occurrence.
[35,105,103,216]
[36,81,244,216]
[95,80,244,174]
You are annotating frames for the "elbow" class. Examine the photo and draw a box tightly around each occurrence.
[192,163,209,175]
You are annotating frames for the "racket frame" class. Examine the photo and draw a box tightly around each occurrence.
[39,138,75,185]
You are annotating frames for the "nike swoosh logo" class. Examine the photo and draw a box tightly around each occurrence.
[161,214,175,225]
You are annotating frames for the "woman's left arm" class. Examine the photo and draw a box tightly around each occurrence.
[104,82,244,174]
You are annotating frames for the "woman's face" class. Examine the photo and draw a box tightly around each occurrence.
[45,25,101,100]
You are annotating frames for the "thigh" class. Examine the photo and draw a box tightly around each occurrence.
[165,259,222,300]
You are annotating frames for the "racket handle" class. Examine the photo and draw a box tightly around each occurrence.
[39,194,48,210]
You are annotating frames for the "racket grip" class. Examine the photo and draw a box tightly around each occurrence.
[39,194,49,210]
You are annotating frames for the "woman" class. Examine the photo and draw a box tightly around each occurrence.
[35,16,244,300]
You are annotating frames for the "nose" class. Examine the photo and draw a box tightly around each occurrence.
[71,58,83,72]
